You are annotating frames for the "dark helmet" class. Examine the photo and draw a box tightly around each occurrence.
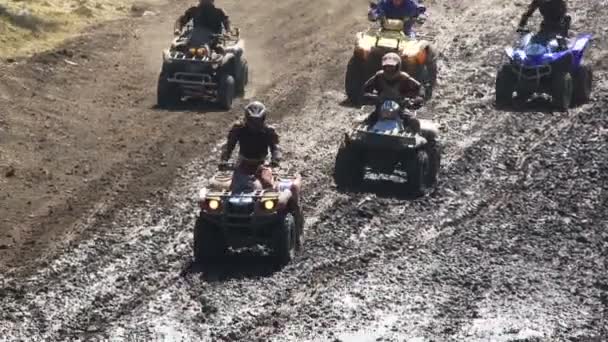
[381,52,402,80]
[244,101,267,130]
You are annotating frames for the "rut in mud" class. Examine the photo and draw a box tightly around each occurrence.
[0,0,607,341]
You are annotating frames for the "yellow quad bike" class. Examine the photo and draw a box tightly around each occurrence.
[345,18,438,104]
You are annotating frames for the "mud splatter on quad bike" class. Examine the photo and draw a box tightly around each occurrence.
[157,24,249,110]
[345,13,438,104]
[194,163,303,267]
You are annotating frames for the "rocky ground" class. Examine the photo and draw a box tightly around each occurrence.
[0,0,606,341]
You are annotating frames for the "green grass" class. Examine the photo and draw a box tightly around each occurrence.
[0,0,138,57]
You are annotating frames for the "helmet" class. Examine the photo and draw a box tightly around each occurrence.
[244,101,267,130]
[381,52,401,80]
[379,100,400,119]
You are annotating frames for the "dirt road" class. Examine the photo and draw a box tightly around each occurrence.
[0,0,606,340]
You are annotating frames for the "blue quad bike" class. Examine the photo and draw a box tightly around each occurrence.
[495,28,593,111]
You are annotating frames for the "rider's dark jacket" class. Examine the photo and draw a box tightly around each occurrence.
[519,0,568,32]
[222,121,280,162]
[363,70,422,102]
[176,3,230,33]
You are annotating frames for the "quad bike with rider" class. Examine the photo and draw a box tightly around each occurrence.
[495,26,593,110]
[333,96,441,195]
[193,102,303,267]
[194,160,303,267]
[157,21,249,109]
[345,1,438,104]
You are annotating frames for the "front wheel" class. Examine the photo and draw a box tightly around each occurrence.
[551,71,573,111]
[495,65,515,108]
[157,72,181,108]
[407,149,430,196]
[273,213,297,267]
[426,142,441,186]
[333,141,365,189]
[193,216,226,264]
[218,74,236,110]
[572,64,592,106]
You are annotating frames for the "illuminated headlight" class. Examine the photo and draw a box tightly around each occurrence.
[208,199,220,210]
[263,200,276,211]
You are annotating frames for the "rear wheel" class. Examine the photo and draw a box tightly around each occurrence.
[236,58,249,96]
[345,56,366,106]
[425,142,441,186]
[334,141,365,189]
[407,150,430,196]
[495,65,515,108]
[193,216,226,264]
[273,213,296,267]
[157,71,181,108]
[218,74,235,110]
[572,63,592,105]
[551,71,573,111]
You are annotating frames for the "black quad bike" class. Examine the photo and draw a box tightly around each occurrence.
[334,100,441,195]
[194,163,303,267]
[157,24,249,110]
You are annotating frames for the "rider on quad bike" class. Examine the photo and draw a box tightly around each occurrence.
[518,0,570,49]
[220,101,304,244]
[175,0,231,44]
[362,52,424,126]
[368,0,427,37]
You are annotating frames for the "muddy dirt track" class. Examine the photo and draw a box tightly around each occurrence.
[0,0,607,340]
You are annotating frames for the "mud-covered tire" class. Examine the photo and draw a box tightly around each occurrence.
[334,141,365,189]
[407,149,430,196]
[495,65,515,108]
[572,64,592,106]
[193,216,226,264]
[218,74,236,110]
[345,56,366,105]
[426,142,441,186]
[236,58,249,96]
[551,71,573,111]
[156,72,181,108]
[419,58,438,101]
[273,213,296,267]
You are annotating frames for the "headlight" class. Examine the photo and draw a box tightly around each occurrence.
[263,200,276,211]
[189,48,197,55]
[416,49,427,64]
[197,48,207,56]
[208,199,220,210]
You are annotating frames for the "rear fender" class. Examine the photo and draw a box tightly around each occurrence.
[570,34,592,66]
[504,47,515,60]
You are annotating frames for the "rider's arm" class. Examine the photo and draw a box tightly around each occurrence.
[369,0,387,21]
[518,0,539,28]
[221,121,242,161]
[175,7,196,31]
[362,72,381,95]
[217,8,231,32]
[399,72,423,102]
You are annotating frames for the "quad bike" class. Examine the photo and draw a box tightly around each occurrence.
[194,162,303,267]
[333,98,441,195]
[495,27,593,111]
[345,2,437,104]
[157,23,249,110]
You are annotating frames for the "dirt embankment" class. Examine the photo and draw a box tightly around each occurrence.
[0,0,606,341]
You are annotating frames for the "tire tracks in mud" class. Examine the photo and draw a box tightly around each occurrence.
[1,0,607,340]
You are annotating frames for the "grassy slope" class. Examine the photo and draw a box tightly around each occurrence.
[0,0,147,57]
